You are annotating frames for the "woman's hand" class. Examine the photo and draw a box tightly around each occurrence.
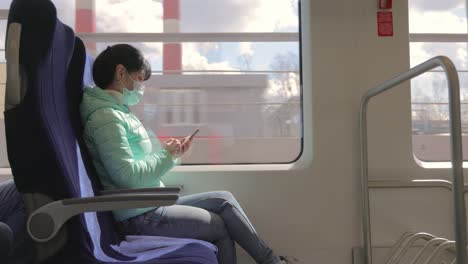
[163,137,193,157]
[163,138,182,157]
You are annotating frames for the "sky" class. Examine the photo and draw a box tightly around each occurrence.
[0,0,301,102]
[0,0,465,102]
[408,0,468,104]
[0,0,299,69]
[92,0,299,76]
[51,0,301,100]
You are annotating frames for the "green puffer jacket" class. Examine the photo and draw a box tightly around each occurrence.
[80,86,178,221]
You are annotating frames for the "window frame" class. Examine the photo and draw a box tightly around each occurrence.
[0,2,309,170]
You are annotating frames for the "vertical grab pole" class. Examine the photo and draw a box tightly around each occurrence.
[443,57,467,264]
[359,56,467,264]
[360,98,372,264]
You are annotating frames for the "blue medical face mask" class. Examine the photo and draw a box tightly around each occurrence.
[120,70,145,106]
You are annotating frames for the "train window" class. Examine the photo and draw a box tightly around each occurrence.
[0,0,302,166]
[409,0,468,162]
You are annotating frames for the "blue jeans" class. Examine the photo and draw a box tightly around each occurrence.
[120,191,281,264]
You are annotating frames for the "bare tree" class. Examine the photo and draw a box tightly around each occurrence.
[237,53,253,71]
[269,52,299,97]
[412,75,452,134]
[265,52,300,137]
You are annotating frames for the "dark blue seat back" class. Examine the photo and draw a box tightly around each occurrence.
[6,1,218,263]
[5,0,101,262]
[6,0,64,199]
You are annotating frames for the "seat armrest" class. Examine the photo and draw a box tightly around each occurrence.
[27,193,178,243]
[99,186,182,196]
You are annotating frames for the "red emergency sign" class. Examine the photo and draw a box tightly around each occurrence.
[377,11,393,37]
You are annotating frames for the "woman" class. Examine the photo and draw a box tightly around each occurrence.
[80,44,299,264]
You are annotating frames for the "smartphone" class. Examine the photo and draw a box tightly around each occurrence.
[187,129,200,140]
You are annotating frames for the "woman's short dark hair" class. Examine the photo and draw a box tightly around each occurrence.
[92,44,151,89]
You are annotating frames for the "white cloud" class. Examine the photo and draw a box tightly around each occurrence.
[94,0,242,72]
[409,0,468,103]
[411,42,468,102]
[181,0,298,32]
[95,0,163,33]
[196,43,220,54]
[409,0,463,12]
[409,10,467,33]
[16,0,299,73]
[95,0,298,33]
[183,43,237,72]
[250,0,298,32]
[411,42,467,70]
[457,46,467,66]
[410,43,432,67]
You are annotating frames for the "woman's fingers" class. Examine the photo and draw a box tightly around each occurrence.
[163,138,193,157]
[174,139,182,155]
[163,138,181,156]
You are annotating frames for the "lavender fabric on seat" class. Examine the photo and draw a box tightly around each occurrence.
[83,54,95,88]
[5,0,218,263]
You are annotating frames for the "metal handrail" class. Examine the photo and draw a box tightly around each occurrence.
[369,179,468,192]
[384,232,417,264]
[389,233,437,264]
[409,238,449,264]
[360,56,466,264]
[424,241,456,264]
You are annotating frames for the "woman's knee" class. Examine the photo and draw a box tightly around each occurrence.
[155,205,230,241]
[211,191,235,203]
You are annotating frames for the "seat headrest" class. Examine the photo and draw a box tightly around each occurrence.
[8,0,57,70]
